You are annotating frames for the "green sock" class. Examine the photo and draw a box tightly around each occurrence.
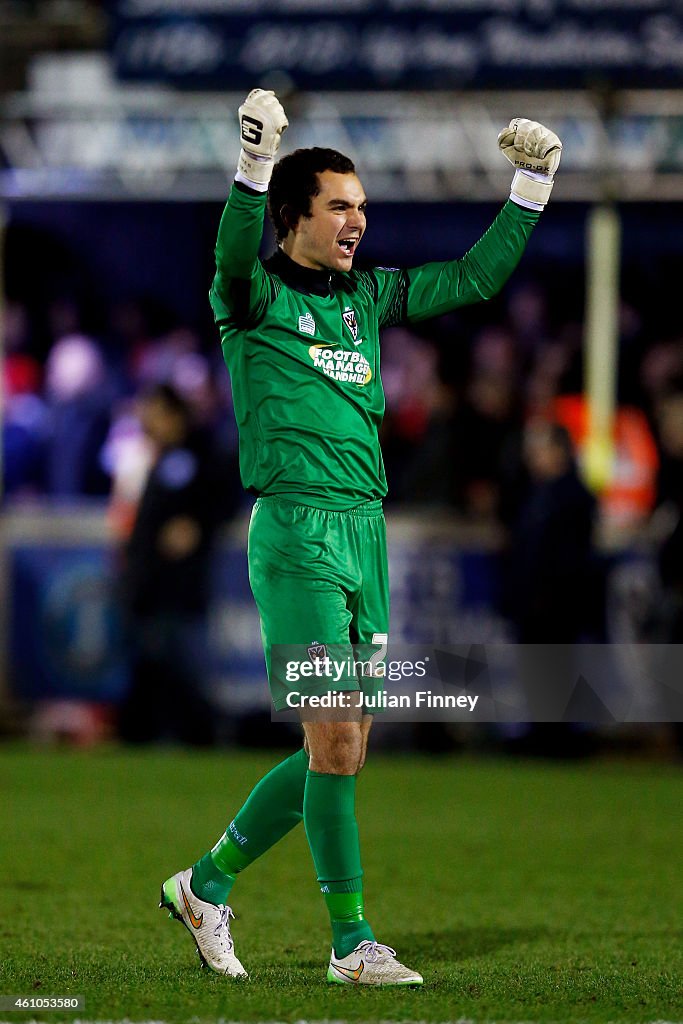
[325,888,373,960]
[191,747,308,905]
[303,771,375,958]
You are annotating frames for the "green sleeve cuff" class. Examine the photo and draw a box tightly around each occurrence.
[503,197,542,225]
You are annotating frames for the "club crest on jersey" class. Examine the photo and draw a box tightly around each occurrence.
[298,312,316,336]
[342,307,358,341]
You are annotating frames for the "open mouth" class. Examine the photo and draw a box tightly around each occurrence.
[337,238,358,257]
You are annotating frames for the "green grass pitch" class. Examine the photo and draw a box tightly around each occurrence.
[1,743,681,1023]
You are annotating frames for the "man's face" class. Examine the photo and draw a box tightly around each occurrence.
[140,397,185,449]
[287,170,367,272]
[524,424,568,481]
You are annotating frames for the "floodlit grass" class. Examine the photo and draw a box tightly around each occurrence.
[0,743,681,1023]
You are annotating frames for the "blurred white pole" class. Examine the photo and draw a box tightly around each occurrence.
[583,203,621,494]
[0,202,4,505]
[0,202,7,708]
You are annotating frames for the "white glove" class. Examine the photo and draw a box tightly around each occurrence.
[497,118,562,211]
[236,89,289,192]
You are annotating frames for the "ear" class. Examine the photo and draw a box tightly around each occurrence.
[280,204,296,233]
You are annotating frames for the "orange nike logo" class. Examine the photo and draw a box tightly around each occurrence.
[333,960,365,982]
[180,882,203,929]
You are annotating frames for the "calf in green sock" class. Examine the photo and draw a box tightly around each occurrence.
[191,746,309,905]
[303,769,375,958]
[191,738,375,960]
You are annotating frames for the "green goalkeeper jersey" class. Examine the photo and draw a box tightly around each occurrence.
[210,182,539,511]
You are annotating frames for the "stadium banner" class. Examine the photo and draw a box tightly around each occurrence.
[109,0,683,90]
[9,546,128,703]
[9,535,671,721]
[7,542,263,706]
[7,535,504,709]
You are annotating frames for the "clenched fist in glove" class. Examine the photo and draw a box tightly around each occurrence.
[498,118,562,211]
[236,89,289,192]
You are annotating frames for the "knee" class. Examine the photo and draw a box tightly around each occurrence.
[307,723,362,775]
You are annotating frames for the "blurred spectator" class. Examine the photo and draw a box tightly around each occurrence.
[450,328,522,518]
[3,391,49,497]
[112,294,177,367]
[525,331,579,418]
[117,384,239,745]
[502,420,597,642]
[652,391,683,635]
[650,390,683,750]
[44,333,112,497]
[2,300,48,496]
[381,327,456,502]
[500,420,599,757]
[616,299,649,408]
[506,281,552,357]
[4,300,40,389]
[130,325,199,390]
[102,399,156,539]
[381,325,523,514]
[553,394,659,530]
[640,339,683,411]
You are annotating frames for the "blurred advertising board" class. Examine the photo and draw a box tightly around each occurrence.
[6,521,668,720]
[110,0,683,90]
[10,545,128,703]
[7,521,507,711]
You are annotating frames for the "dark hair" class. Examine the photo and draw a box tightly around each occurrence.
[143,382,191,422]
[546,422,574,460]
[267,147,356,241]
[528,420,575,461]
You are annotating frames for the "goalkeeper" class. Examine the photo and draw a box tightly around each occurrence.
[159,91,562,985]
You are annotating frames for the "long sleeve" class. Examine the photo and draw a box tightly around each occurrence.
[209,183,274,329]
[373,200,540,327]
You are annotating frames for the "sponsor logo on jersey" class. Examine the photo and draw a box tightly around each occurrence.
[308,343,372,386]
[342,307,358,341]
[298,312,316,336]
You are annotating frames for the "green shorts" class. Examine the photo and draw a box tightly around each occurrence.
[248,496,389,712]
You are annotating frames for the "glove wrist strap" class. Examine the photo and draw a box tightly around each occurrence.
[236,149,274,192]
[510,169,553,210]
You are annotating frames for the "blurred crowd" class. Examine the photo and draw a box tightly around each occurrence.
[3,293,239,517]
[5,274,683,536]
[379,280,681,530]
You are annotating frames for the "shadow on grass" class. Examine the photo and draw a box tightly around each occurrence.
[396,924,552,962]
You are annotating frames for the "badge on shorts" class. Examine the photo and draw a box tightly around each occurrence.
[307,641,327,662]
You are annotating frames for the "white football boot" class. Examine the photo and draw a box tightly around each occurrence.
[159,867,247,977]
[327,939,423,986]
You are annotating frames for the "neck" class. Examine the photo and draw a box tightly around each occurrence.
[265,248,333,297]
[280,242,323,271]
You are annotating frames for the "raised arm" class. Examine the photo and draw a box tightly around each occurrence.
[210,90,288,328]
[374,118,562,326]
[403,200,539,321]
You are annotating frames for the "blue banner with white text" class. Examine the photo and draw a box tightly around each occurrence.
[109,1,683,91]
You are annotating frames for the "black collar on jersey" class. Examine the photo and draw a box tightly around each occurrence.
[263,248,335,297]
